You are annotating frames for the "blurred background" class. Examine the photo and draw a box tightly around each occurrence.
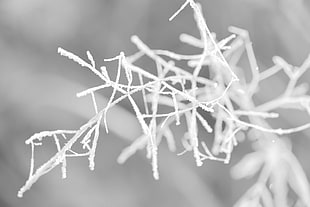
[1,0,310,206]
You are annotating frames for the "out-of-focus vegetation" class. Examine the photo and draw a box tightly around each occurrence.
[1,0,310,206]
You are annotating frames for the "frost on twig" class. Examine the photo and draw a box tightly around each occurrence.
[19,0,310,205]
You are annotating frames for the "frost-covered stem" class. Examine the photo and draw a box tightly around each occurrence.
[189,1,238,81]
[234,110,279,119]
[259,64,282,81]
[88,113,103,170]
[229,26,259,96]
[189,0,210,166]
[131,35,216,87]
[103,52,123,133]
[18,127,88,197]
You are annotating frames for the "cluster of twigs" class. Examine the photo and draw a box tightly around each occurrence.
[18,0,310,206]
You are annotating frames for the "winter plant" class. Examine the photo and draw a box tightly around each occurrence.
[18,0,310,206]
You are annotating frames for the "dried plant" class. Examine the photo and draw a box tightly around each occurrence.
[18,0,310,206]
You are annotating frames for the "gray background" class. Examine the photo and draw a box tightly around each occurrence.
[1,0,310,206]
